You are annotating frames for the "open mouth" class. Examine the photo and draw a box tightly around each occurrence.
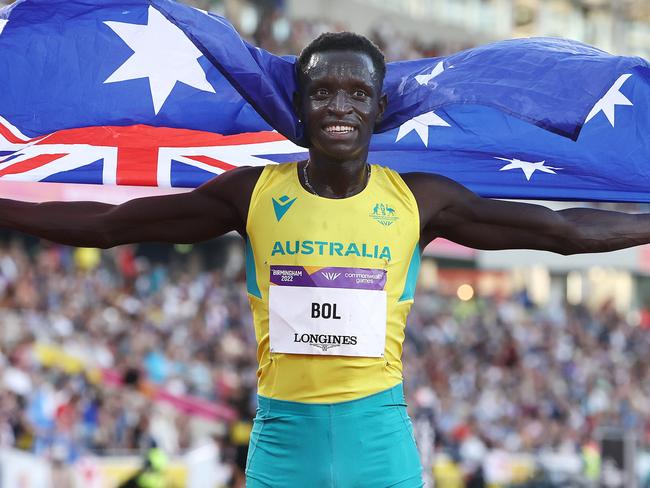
[323,124,357,135]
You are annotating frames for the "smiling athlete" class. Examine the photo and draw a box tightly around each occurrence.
[3,32,650,487]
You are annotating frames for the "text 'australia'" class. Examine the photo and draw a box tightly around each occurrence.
[271,240,391,260]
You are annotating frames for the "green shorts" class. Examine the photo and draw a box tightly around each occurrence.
[245,383,423,488]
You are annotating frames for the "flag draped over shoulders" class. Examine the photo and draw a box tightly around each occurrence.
[0,0,649,201]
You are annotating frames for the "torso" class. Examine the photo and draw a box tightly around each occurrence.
[244,162,421,402]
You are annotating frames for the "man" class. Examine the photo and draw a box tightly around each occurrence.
[1,32,649,486]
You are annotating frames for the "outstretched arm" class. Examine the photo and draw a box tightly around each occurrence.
[404,173,650,255]
[0,166,263,248]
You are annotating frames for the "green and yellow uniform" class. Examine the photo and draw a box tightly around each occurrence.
[244,163,423,487]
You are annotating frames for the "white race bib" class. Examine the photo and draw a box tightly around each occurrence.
[268,265,387,357]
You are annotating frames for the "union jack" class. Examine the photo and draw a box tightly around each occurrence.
[0,116,306,188]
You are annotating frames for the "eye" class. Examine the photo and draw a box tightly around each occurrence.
[313,88,329,97]
[353,89,368,98]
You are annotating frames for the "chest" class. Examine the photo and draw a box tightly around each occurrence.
[254,196,410,263]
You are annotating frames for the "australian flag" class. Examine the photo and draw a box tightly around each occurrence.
[1,0,649,201]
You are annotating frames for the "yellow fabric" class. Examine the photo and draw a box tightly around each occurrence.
[74,247,101,270]
[246,163,420,402]
[583,443,601,480]
[231,420,252,445]
[34,343,84,374]
[432,458,464,488]
[147,448,168,471]
[136,471,165,488]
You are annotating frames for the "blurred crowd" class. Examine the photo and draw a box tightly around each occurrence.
[1,237,650,480]
[405,288,650,485]
[184,0,453,60]
[406,292,650,450]
[0,238,257,483]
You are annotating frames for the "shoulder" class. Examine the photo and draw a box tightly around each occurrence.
[195,165,265,200]
[398,172,481,238]
[199,165,266,187]
[400,171,461,190]
[400,172,473,204]
[192,166,267,232]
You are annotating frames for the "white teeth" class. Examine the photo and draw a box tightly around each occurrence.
[325,125,355,134]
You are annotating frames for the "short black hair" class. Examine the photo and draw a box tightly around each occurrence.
[296,32,386,88]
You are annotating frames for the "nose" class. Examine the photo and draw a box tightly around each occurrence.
[328,90,352,115]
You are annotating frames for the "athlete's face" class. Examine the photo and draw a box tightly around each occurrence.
[296,51,386,161]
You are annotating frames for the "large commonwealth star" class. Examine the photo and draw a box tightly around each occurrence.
[104,6,216,115]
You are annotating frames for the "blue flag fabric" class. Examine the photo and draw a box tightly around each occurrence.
[1,0,649,201]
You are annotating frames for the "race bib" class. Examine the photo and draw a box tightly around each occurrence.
[269,265,387,357]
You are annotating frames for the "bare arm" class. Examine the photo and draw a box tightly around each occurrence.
[404,172,650,255]
[0,166,263,248]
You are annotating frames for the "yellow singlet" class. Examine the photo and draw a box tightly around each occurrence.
[245,163,420,402]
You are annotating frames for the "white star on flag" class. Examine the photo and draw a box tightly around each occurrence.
[395,111,450,147]
[585,74,633,127]
[0,19,8,36]
[104,6,216,115]
[496,157,561,181]
[415,61,444,86]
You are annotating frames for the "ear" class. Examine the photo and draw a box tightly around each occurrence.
[376,93,388,123]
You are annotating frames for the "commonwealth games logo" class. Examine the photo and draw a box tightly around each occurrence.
[370,203,399,226]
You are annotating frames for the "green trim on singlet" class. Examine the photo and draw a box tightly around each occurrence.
[398,244,420,302]
[245,237,262,298]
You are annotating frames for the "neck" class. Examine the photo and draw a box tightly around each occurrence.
[303,153,370,198]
